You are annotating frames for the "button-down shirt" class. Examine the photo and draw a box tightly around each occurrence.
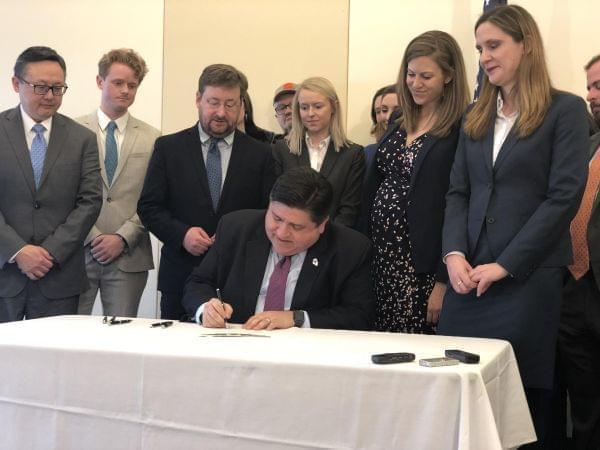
[21,105,52,151]
[492,92,518,165]
[97,108,129,160]
[305,134,331,172]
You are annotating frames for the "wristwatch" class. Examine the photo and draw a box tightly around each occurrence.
[293,310,305,327]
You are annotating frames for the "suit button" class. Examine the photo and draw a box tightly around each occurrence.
[106,197,112,203]
[486,216,495,224]
[33,202,40,209]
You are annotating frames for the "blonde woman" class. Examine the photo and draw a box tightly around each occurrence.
[273,77,364,227]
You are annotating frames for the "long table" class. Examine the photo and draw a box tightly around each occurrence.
[0,316,535,449]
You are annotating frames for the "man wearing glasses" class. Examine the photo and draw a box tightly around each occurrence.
[272,82,296,141]
[0,46,102,322]
[138,64,275,320]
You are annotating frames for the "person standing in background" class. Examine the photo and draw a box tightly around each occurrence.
[363,84,399,169]
[439,6,589,446]
[138,64,275,320]
[77,49,160,318]
[0,46,102,322]
[273,77,365,228]
[362,30,469,334]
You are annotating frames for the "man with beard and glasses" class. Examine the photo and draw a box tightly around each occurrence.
[138,64,275,320]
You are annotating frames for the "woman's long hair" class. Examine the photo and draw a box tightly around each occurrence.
[396,30,470,137]
[463,5,553,140]
[286,77,351,155]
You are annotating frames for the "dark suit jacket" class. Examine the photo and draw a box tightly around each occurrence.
[443,91,589,279]
[273,140,365,227]
[182,209,375,330]
[360,121,461,282]
[586,132,600,291]
[137,125,275,294]
[0,106,102,298]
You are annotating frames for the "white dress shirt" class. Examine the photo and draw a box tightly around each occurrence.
[97,108,129,160]
[21,105,52,151]
[305,134,331,172]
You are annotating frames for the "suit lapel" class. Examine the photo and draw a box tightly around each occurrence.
[492,126,519,172]
[319,141,340,178]
[185,124,212,209]
[481,128,494,176]
[409,133,440,190]
[3,107,36,195]
[291,232,328,310]
[38,113,68,190]
[219,130,244,212]
[243,230,271,317]
[84,113,109,187]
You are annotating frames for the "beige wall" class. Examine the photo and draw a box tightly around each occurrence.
[162,0,350,135]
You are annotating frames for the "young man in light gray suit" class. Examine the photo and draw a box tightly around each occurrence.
[77,49,160,317]
[0,46,102,322]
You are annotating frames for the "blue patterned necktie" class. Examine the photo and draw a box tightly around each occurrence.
[105,121,118,185]
[206,138,222,211]
[30,123,47,188]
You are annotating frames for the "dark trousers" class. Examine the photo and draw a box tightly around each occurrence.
[556,271,600,450]
[160,291,187,320]
[0,282,78,323]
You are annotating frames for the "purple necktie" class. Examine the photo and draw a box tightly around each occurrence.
[263,256,291,311]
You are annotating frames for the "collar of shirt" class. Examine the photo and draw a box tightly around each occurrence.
[305,134,330,152]
[20,105,52,149]
[97,108,129,133]
[198,124,235,147]
[496,91,518,121]
[305,134,331,171]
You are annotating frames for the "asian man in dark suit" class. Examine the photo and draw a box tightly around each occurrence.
[0,46,102,322]
[138,64,275,320]
[182,167,374,331]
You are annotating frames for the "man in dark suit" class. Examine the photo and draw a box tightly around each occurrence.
[138,64,275,320]
[182,167,374,331]
[556,54,600,450]
[0,46,102,322]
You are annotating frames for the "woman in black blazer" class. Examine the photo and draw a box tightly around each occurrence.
[362,31,469,333]
[273,77,364,228]
[438,5,589,440]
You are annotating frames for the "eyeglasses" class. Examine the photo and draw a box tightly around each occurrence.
[274,103,292,116]
[18,77,68,96]
[205,97,239,111]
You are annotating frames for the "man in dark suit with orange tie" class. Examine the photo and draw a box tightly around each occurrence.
[137,64,275,320]
[557,54,600,450]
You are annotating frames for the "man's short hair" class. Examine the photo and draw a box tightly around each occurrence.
[585,54,600,71]
[98,48,148,83]
[14,46,66,79]
[270,167,332,225]
[198,64,248,96]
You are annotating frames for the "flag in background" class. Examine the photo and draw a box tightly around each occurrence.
[473,0,508,100]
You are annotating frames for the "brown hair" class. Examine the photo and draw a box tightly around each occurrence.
[463,5,553,140]
[98,48,148,83]
[197,64,248,96]
[396,30,469,137]
[585,54,600,71]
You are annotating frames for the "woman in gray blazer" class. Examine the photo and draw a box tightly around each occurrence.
[438,5,589,442]
[273,77,364,228]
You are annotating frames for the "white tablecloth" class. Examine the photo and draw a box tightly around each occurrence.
[0,316,535,449]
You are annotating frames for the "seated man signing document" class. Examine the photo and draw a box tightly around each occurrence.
[182,167,374,330]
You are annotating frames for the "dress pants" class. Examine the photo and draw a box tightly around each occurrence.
[78,248,148,317]
[558,270,600,449]
[0,281,78,323]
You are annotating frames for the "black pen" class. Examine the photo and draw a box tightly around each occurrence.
[216,288,228,328]
[150,321,173,328]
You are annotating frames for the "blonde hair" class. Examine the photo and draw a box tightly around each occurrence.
[98,48,148,83]
[396,30,470,137]
[286,77,351,155]
[464,5,553,140]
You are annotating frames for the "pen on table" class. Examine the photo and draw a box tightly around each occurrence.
[216,288,228,328]
[150,321,173,328]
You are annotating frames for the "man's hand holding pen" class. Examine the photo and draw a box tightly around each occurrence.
[202,298,233,328]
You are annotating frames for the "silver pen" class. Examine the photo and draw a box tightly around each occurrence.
[216,288,227,328]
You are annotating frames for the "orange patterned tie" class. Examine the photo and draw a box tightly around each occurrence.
[569,148,600,279]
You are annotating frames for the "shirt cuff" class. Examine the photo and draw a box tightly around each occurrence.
[302,311,311,328]
[195,303,206,324]
[8,247,26,263]
[443,251,465,264]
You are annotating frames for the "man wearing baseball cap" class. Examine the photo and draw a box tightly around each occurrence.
[273,82,296,140]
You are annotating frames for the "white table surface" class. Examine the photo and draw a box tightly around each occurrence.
[0,316,536,450]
